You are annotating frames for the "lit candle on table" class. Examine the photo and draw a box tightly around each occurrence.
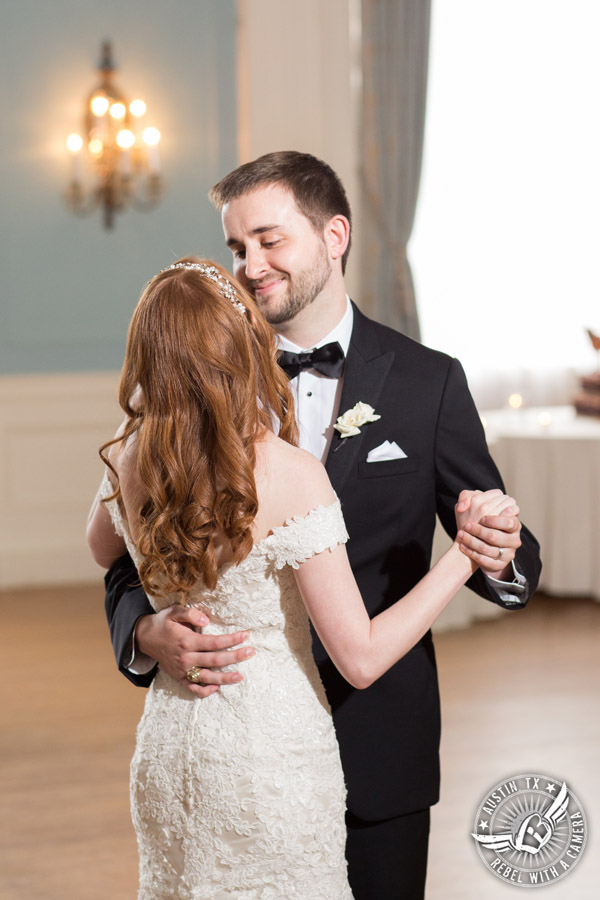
[537,411,552,427]
[508,393,523,410]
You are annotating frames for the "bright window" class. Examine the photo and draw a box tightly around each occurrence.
[410,1,600,398]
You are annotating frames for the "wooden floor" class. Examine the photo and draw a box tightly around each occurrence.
[0,586,598,899]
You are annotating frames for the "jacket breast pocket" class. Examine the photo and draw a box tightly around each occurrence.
[357,457,420,478]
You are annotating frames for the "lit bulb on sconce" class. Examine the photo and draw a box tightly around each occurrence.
[89,138,104,157]
[110,101,126,119]
[66,134,83,181]
[116,129,135,176]
[143,127,161,174]
[129,99,147,142]
[67,134,83,153]
[130,99,146,117]
[116,129,135,149]
[142,127,160,146]
[90,94,109,117]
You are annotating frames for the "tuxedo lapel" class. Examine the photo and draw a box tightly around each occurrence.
[325,305,394,495]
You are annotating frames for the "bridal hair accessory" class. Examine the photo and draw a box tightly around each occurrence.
[160,262,247,316]
[186,666,204,683]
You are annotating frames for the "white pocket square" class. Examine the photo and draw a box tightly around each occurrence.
[366,441,407,462]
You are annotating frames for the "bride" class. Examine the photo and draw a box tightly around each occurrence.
[87,258,516,900]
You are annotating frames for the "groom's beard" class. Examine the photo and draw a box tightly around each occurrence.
[249,242,332,326]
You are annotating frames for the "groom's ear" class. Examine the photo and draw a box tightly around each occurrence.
[324,215,350,265]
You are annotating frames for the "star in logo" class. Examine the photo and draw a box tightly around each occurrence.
[546,782,557,793]
[479,820,489,831]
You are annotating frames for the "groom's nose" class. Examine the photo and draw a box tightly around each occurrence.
[244,246,269,281]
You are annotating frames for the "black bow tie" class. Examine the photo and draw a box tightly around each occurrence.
[278,341,345,380]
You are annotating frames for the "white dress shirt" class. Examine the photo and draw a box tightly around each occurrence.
[278,296,354,463]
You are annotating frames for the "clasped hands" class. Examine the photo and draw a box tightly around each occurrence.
[136,488,523,696]
[454,488,522,577]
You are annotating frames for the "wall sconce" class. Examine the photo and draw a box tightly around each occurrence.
[66,42,162,229]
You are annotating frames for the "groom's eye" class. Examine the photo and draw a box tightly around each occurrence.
[233,248,246,259]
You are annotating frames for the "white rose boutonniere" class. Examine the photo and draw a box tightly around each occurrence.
[334,401,381,438]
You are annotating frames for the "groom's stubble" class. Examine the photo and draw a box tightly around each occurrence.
[248,237,333,327]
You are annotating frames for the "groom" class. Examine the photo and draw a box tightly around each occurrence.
[105,151,541,899]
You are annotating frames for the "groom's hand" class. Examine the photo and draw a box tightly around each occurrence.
[135,607,255,697]
[455,489,522,579]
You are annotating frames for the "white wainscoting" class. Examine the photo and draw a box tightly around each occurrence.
[0,373,122,588]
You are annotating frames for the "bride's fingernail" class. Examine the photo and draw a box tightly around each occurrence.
[243,648,255,657]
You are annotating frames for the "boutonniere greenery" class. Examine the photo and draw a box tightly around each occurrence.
[334,402,381,438]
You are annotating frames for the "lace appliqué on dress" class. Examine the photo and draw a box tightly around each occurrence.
[260,499,349,571]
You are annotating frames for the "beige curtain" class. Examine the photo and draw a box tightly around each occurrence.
[360,0,431,339]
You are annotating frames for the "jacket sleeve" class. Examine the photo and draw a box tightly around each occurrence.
[104,552,157,687]
[434,357,542,608]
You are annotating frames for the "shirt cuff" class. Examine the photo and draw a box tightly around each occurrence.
[483,561,528,605]
[126,621,158,675]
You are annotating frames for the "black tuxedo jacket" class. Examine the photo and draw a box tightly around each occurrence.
[104,303,541,821]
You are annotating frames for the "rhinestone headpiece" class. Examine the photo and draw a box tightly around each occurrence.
[160,262,246,316]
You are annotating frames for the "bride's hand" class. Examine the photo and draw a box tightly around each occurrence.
[454,489,520,574]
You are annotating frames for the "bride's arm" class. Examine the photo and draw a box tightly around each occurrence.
[87,478,127,568]
[86,419,133,569]
[293,466,515,690]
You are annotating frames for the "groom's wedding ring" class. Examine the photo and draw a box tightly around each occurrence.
[186,666,203,683]
[497,547,505,559]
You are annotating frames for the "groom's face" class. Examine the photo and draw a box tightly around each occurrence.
[221,183,332,326]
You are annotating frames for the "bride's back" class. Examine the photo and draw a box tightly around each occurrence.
[112,427,334,577]
[251,431,335,545]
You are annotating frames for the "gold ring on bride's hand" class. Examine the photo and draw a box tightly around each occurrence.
[186,666,203,683]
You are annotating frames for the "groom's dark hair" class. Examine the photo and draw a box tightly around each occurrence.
[209,151,352,273]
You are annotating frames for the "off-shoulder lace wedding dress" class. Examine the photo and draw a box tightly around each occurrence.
[100,472,354,900]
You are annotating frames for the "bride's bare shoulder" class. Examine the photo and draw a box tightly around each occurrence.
[256,433,336,517]
[105,422,145,509]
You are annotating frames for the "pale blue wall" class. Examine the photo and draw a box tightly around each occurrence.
[0,0,237,374]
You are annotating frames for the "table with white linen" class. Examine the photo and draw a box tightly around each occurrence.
[433,405,600,631]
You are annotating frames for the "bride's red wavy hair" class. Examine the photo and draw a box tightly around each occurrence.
[101,256,297,598]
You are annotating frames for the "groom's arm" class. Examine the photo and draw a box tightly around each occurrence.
[434,358,541,608]
[104,552,256,693]
[105,552,157,687]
